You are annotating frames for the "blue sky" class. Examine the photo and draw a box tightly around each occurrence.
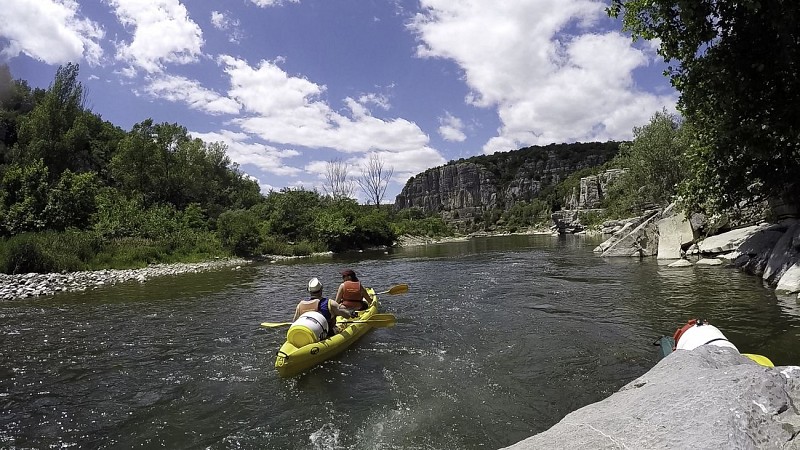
[0,0,677,203]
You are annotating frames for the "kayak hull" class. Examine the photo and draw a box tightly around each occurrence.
[274,288,379,378]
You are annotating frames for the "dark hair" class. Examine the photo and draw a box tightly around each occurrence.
[340,269,358,281]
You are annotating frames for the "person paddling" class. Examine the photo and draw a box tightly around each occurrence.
[335,269,373,315]
[293,277,354,336]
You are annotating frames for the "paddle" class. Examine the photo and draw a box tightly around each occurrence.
[260,313,397,329]
[339,313,396,327]
[742,353,774,367]
[375,284,409,296]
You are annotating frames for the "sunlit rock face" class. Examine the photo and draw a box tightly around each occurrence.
[394,148,615,226]
[394,162,499,222]
[503,345,800,450]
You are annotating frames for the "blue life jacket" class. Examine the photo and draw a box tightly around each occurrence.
[318,297,332,321]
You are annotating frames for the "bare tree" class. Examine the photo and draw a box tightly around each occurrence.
[323,158,355,200]
[357,153,394,207]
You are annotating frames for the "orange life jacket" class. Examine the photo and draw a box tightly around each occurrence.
[340,281,365,309]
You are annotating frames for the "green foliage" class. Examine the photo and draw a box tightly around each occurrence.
[287,240,325,256]
[609,0,800,215]
[313,202,357,252]
[261,188,323,240]
[0,233,57,274]
[0,230,102,274]
[91,188,145,238]
[180,203,207,230]
[391,215,453,237]
[45,169,100,230]
[0,159,49,235]
[578,210,604,228]
[14,63,86,178]
[216,209,262,257]
[603,110,689,217]
[353,208,396,248]
[87,231,224,269]
[1,65,39,163]
[500,199,552,229]
[110,119,163,203]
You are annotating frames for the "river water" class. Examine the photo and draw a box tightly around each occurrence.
[2,234,799,449]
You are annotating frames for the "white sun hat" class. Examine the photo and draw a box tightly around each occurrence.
[307,277,323,293]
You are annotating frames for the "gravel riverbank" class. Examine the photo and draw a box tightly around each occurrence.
[0,258,250,301]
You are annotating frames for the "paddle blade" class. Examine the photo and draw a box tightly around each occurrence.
[742,353,774,367]
[339,313,397,327]
[260,321,293,328]
[368,318,396,328]
[377,284,409,295]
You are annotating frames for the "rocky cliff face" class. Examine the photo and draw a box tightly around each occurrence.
[394,142,619,225]
[564,169,627,210]
[393,162,499,222]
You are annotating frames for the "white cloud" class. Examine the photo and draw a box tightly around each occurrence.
[0,0,104,65]
[109,0,204,73]
[438,112,466,142]
[145,74,241,115]
[358,92,391,110]
[248,0,300,7]
[189,129,302,177]
[210,11,226,29]
[218,55,445,163]
[410,0,677,154]
[210,10,243,44]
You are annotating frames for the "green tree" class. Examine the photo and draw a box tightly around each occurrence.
[604,110,689,216]
[608,1,800,215]
[45,169,100,230]
[91,188,145,238]
[313,203,357,251]
[14,63,86,178]
[0,159,49,235]
[262,188,323,241]
[217,209,261,256]
[0,65,39,163]
[111,119,163,203]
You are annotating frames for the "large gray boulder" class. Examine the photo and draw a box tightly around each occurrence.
[657,204,696,259]
[503,346,800,450]
[596,209,661,257]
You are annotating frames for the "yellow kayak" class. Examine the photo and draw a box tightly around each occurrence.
[274,287,381,378]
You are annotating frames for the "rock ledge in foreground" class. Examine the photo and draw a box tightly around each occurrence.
[503,346,800,450]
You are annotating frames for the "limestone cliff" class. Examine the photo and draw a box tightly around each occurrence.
[394,142,620,225]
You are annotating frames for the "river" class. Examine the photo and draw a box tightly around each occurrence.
[2,234,799,449]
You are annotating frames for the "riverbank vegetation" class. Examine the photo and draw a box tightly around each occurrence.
[604,1,798,221]
[0,64,453,274]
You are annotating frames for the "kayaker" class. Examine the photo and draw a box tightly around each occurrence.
[335,269,373,314]
[293,277,354,335]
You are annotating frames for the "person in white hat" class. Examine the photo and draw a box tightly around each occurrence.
[292,277,355,336]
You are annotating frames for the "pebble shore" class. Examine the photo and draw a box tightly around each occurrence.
[0,258,249,301]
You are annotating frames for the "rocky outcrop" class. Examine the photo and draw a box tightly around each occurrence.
[592,209,661,256]
[564,169,627,210]
[503,346,800,449]
[596,203,800,295]
[393,162,499,222]
[690,219,800,293]
[553,169,627,234]
[394,142,620,227]
[656,206,696,259]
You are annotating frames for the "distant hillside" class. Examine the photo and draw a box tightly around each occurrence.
[394,141,620,229]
